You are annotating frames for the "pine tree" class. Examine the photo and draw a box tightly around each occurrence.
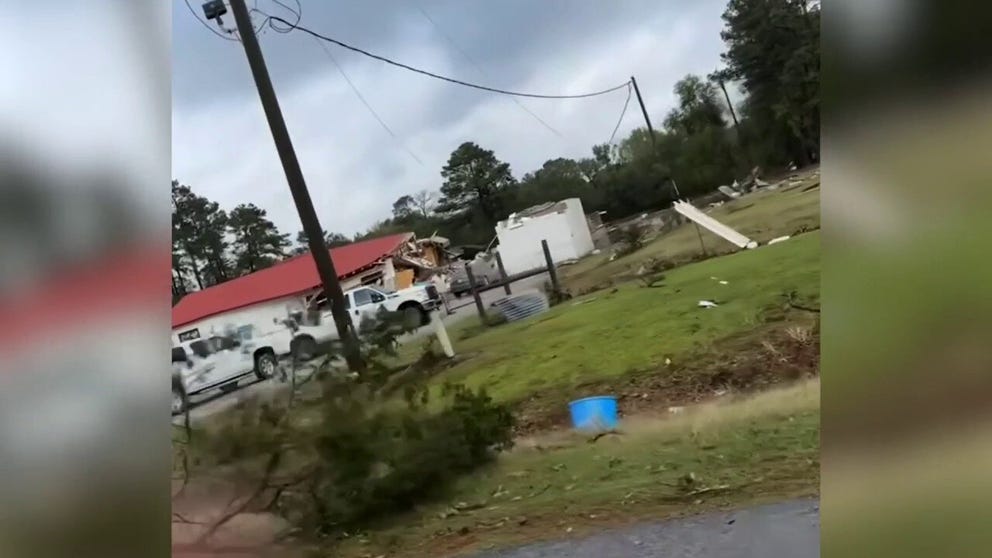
[228,203,291,274]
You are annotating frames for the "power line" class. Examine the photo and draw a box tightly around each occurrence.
[263,15,632,99]
[608,83,633,145]
[314,38,424,166]
[414,5,563,138]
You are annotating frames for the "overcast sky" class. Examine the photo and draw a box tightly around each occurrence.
[172,0,734,238]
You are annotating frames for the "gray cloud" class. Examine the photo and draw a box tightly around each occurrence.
[173,0,731,237]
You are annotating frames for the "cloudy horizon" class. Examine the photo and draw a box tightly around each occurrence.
[172,0,736,238]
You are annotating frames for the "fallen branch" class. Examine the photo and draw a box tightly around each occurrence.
[193,450,283,546]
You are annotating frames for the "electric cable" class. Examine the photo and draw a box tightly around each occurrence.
[314,38,424,166]
[262,15,632,100]
[414,5,563,137]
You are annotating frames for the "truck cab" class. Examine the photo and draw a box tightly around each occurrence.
[171,330,279,415]
[290,283,443,359]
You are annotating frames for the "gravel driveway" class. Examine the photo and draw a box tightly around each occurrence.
[474,499,820,558]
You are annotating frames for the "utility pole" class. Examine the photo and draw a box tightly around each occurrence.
[225,0,364,372]
[631,75,680,199]
[630,76,657,150]
[631,75,706,255]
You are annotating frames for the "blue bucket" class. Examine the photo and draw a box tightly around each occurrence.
[568,396,619,431]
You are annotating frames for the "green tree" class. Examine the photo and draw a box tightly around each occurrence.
[228,203,290,274]
[663,75,726,136]
[292,229,351,255]
[436,142,516,222]
[392,195,415,219]
[172,181,232,289]
[720,0,819,165]
[510,158,592,212]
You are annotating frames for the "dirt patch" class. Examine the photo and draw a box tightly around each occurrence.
[511,325,820,436]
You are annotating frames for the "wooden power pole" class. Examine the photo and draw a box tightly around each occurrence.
[227,0,364,372]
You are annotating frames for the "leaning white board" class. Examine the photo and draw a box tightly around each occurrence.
[673,201,758,249]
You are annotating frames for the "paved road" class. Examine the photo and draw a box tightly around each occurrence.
[474,499,820,558]
[177,272,553,424]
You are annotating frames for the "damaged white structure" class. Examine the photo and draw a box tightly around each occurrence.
[495,198,595,275]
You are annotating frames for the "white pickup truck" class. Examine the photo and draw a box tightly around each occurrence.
[291,282,443,359]
[171,282,443,413]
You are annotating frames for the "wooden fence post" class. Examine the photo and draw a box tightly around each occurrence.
[465,265,487,325]
[495,251,512,295]
[541,239,561,295]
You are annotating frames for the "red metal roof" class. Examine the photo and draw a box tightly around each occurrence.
[171,233,412,328]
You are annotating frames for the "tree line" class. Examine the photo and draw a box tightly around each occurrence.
[357,0,819,245]
[173,0,818,302]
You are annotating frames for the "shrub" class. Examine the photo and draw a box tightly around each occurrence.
[542,280,572,306]
[192,310,515,539]
[636,258,671,288]
[285,382,514,533]
[615,224,646,256]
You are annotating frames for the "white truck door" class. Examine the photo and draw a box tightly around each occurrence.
[350,288,387,327]
[211,335,252,382]
[185,339,219,390]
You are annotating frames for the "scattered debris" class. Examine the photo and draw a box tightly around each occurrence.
[768,235,791,246]
[719,280,729,285]
[698,300,719,308]
[668,406,684,414]
[718,185,741,199]
[664,357,672,366]
[674,201,757,249]
[571,297,598,307]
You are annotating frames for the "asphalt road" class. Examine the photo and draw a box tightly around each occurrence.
[177,273,553,424]
[474,499,820,558]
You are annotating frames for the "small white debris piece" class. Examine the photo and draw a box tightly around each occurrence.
[719,280,729,285]
[698,300,718,308]
[768,235,791,246]
[710,276,718,280]
[668,406,684,414]
[745,241,759,249]
[591,249,601,255]
[664,357,672,366]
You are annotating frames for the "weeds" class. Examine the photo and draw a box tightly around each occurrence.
[542,281,572,306]
[615,224,646,257]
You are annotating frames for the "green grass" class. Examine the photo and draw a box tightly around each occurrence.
[428,231,820,405]
[563,177,820,294]
[333,380,820,557]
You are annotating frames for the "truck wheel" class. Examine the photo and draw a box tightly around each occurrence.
[402,305,424,330]
[255,352,277,380]
[293,336,318,361]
